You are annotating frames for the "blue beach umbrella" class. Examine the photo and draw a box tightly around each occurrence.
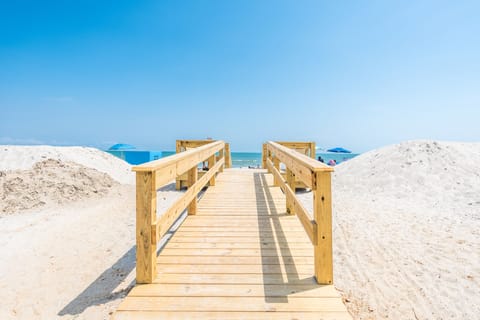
[327,147,352,153]
[109,143,136,151]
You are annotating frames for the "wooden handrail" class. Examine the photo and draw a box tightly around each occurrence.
[262,141,317,169]
[264,141,334,285]
[133,140,227,283]
[133,140,224,172]
[174,139,231,190]
[175,139,232,169]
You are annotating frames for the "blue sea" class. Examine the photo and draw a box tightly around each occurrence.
[161,151,359,168]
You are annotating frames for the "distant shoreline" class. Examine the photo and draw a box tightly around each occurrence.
[155,151,360,168]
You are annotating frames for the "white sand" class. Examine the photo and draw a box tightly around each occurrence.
[298,140,480,319]
[1,159,118,214]
[0,146,183,320]
[0,146,134,185]
[2,141,479,319]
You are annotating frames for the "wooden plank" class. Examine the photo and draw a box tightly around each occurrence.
[128,283,340,297]
[176,226,305,232]
[135,172,156,284]
[165,241,313,249]
[118,169,349,319]
[172,231,311,238]
[115,311,352,320]
[156,263,314,274]
[117,296,347,312]
[159,248,314,257]
[156,255,313,265]
[314,171,333,285]
[153,273,316,285]
[169,235,310,244]
[181,216,297,223]
[168,236,311,244]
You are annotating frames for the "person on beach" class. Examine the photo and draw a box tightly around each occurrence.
[328,159,336,166]
[318,156,324,163]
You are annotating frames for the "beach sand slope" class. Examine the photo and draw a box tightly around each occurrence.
[299,140,480,319]
[0,146,182,319]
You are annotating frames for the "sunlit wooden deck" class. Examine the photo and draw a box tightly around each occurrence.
[115,169,351,319]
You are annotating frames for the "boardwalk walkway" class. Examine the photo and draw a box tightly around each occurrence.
[115,169,351,319]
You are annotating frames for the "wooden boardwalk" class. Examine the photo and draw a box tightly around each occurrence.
[115,169,351,319]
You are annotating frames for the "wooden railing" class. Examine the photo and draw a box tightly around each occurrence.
[263,141,334,285]
[262,141,316,168]
[176,139,232,168]
[132,140,227,283]
[175,139,232,189]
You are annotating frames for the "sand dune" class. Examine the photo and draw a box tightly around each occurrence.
[1,142,479,319]
[1,159,118,214]
[299,140,480,319]
[0,146,182,320]
[0,145,134,185]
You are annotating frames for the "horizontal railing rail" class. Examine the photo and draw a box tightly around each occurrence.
[264,141,334,284]
[132,140,227,283]
[176,140,232,168]
[175,139,231,189]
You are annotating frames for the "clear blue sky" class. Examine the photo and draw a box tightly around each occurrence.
[1,1,479,152]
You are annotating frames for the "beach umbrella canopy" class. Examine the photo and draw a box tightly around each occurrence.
[327,147,352,153]
[109,143,136,151]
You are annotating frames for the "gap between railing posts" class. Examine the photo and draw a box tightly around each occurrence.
[263,141,334,285]
[132,140,227,284]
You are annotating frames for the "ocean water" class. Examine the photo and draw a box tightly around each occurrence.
[161,151,359,168]
[229,152,359,167]
[231,152,262,168]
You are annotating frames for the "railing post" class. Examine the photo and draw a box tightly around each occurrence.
[266,149,272,173]
[175,141,182,190]
[286,168,295,214]
[262,143,267,169]
[313,171,333,284]
[273,156,280,186]
[208,154,216,186]
[135,171,157,284]
[225,143,232,168]
[218,148,224,172]
[187,167,198,214]
[310,142,316,159]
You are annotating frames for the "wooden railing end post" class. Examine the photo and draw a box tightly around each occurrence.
[313,171,333,285]
[135,171,157,284]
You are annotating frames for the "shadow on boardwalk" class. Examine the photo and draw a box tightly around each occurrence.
[253,172,319,303]
[58,246,136,316]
